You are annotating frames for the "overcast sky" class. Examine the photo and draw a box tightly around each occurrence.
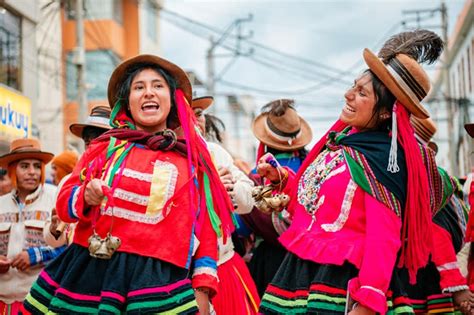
[159,0,467,143]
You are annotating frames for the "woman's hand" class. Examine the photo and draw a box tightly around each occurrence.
[194,288,211,315]
[84,179,108,206]
[257,153,283,183]
[348,304,376,315]
[453,289,474,314]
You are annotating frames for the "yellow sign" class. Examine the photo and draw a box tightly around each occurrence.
[0,85,32,140]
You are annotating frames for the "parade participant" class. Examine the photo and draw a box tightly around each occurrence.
[44,107,112,248]
[23,54,234,314]
[0,168,12,196]
[241,99,312,297]
[405,116,473,314]
[0,138,61,314]
[258,29,445,314]
[192,96,260,314]
[463,123,474,292]
[50,151,78,186]
[69,105,112,148]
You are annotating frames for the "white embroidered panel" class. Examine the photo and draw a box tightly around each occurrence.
[321,179,357,232]
[102,160,178,224]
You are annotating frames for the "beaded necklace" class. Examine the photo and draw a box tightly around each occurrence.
[297,147,345,230]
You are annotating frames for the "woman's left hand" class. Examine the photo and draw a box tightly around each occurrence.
[348,304,376,315]
[453,289,474,314]
[194,288,211,315]
[257,153,282,182]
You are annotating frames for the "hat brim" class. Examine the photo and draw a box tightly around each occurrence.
[411,117,436,142]
[107,54,192,109]
[363,48,429,119]
[0,151,54,168]
[252,113,313,151]
[465,123,474,137]
[69,123,111,138]
[192,96,214,110]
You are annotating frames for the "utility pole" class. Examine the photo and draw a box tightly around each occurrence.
[206,14,253,97]
[402,2,454,173]
[75,0,87,132]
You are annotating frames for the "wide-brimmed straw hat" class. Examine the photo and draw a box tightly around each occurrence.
[410,116,436,144]
[192,96,214,110]
[363,48,431,119]
[465,123,474,138]
[69,106,112,138]
[107,54,192,109]
[0,138,54,167]
[252,99,312,151]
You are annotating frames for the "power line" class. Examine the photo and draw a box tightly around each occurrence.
[159,6,354,78]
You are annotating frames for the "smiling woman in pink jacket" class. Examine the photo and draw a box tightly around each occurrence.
[258,30,446,315]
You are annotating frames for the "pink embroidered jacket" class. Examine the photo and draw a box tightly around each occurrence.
[279,148,401,314]
[56,141,218,294]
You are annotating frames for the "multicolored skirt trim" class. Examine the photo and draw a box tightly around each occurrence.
[259,252,414,314]
[400,262,458,314]
[22,244,198,314]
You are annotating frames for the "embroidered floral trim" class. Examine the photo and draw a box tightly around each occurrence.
[21,210,49,222]
[113,188,149,206]
[321,179,357,232]
[122,168,153,182]
[102,206,165,224]
[298,149,345,216]
[436,261,459,272]
[0,212,18,223]
[0,232,9,256]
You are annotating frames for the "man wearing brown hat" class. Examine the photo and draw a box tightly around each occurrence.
[0,138,64,312]
[241,98,313,297]
[69,105,111,148]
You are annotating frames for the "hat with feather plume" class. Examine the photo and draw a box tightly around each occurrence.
[363,29,444,118]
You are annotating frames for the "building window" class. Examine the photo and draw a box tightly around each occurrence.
[145,0,157,41]
[66,0,122,24]
[67,50,119,101]
[0,7,21,90]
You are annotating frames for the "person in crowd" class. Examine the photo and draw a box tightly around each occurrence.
[463,123,474,292]
[50,151,78,186]
[44,106,112,247]
[0,138,62,314]
[258,29,446,314]
[240,99,312,297]
[69,105,112,148]
[406,116,474,314]
[23,54,234,314]
[192,96,260,314]
[0,168,12,196]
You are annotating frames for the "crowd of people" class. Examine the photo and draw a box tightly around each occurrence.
[1,28,474,315]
